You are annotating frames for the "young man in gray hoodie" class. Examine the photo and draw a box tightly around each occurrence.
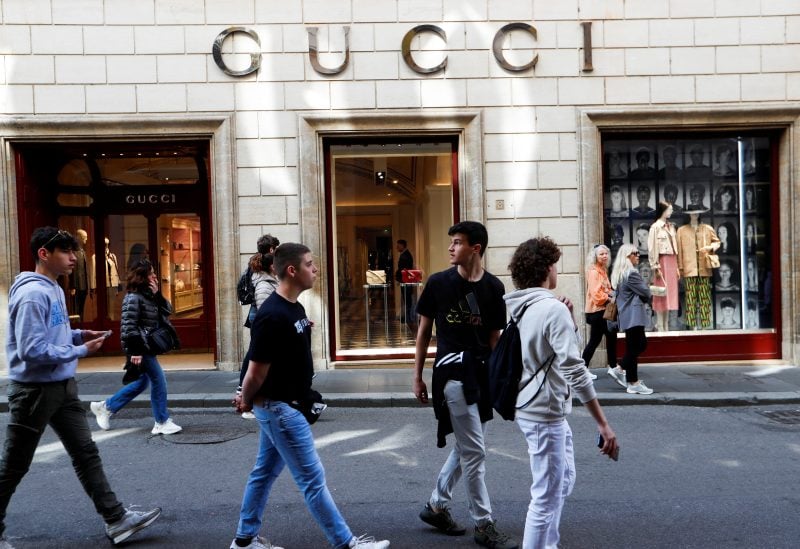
[504,237,618,549]
[0,227,161,548]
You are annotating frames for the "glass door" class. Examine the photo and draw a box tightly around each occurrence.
[325,138,458,361]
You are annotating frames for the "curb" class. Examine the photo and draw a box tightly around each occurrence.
[5,391,800,413]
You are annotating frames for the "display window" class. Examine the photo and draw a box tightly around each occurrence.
[14,141,214,356]
[601,133,779,360]
[324,137,458,360]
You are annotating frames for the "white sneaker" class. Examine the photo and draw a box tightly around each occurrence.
[151,418,182,435]
[241,411,255,420]
[229,535,283,549]
[607,367,627,389]
[0,535,16,549]
[587,370,598,380]
[90,401,112,430]
[626,381,654,395]
[349,534,390,548]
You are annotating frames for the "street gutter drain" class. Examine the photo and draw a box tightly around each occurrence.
[156,426,252,444]
[757,409,800,425]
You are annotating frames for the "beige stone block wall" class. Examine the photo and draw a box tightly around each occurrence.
[0,0,799,367]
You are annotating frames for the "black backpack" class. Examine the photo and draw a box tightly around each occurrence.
[488,303,553,421]
[237,267,255,306]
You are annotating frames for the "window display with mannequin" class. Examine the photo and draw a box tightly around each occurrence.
[69,229,90,321]
[90,237,121,292]
[603,135,776,342]
[676,205,721,330]
[647,201,679,332]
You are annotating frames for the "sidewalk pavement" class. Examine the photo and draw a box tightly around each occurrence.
[2,363,800,412]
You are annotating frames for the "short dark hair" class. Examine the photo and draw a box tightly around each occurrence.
[126,258,154,293]
[396,239,407,247]
[448,221,488,257]
[257,234,280,255]
[508,237,561,289]
[30,227,78,262]
[720,298,735,310]
[273,242,310,279]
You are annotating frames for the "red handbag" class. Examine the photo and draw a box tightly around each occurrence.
[401,269,422,283]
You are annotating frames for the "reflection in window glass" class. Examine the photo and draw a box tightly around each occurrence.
[57,159,92,186]
[602,135,773,333]
[98,155,199,186]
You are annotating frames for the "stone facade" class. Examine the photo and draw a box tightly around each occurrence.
[1,0,799,368]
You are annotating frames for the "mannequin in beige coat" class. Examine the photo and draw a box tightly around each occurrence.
[676,205,721,329]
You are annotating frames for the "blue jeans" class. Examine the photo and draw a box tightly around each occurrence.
[105,355,169,423]
[236,400,352,548]
[516,417,575,549]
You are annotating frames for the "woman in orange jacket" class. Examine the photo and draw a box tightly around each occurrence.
[581,244,617,381]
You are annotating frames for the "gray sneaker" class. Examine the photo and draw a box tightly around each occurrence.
[419,503,466,536]
[105,507,161,545]
[474,521,518,549]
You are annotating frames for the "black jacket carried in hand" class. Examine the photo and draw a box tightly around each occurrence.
[120,289,176,355]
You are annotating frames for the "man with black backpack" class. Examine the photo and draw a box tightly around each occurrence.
[504,237,618,549]
[412,221,518,549]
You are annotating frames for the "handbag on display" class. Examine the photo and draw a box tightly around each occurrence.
[707,253,721,269]
[365,270,387,284]
[602,300,618,321]
[650,272,668,297]
[401,269,422,283]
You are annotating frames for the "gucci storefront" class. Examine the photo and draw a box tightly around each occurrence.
[1,2,800,370]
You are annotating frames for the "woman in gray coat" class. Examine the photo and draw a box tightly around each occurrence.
[610,244,654,394]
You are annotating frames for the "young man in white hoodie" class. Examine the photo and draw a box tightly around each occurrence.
[504,237,618,549]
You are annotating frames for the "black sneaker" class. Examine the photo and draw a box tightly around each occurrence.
[419,503,466,536]
[473,521,518,549]
[105,507,161,544]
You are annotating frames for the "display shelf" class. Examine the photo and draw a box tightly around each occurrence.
[168,218,203,313]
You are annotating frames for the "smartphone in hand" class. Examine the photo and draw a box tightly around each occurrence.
[597,433,620,461]
[103,330,113,339]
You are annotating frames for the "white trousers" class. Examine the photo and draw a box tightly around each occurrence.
[430,380,492,526]
[516,417,575,549]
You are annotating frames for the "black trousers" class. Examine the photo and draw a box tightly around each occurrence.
[620,326,648,383]
[582,310,618,368]
[0,379,125,535]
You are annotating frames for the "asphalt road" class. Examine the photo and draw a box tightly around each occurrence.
[1,404,798,548]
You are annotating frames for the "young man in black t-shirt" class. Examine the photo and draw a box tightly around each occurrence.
[413,222,518,549]
[232,243,389,549]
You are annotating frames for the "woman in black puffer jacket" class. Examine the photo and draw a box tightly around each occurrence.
[90,259,182,435]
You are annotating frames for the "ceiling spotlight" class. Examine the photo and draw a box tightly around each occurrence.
[375,171,386,186]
